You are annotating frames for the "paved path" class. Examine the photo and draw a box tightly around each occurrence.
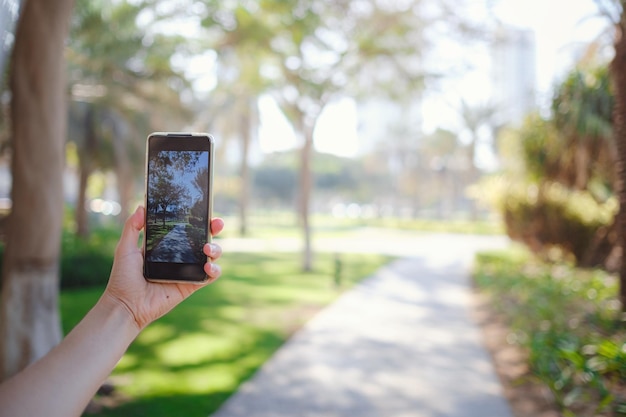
[211,233,513,417]
[149,223,196,263]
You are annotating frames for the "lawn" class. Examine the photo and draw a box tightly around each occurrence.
[60,251,392,417]
[473,247,626,416]
[217,211,504,239]
[145,221,177,252]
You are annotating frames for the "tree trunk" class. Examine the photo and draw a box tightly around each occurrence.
[110,118,134,222]
[611,13,626,312]
[76,158,92,238]
[299,123,314,272]
[76,105,97,238]
[467,139,480,221]
[238,99,252,237]
[0,0,74,380]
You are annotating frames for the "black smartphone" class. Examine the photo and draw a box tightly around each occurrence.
[143,132,214,283]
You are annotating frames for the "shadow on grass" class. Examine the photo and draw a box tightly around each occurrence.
[60,251,392,417]
[93,391,233,417]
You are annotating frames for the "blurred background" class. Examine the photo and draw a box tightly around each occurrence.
[0,0,611,240]
[1,0,625,416]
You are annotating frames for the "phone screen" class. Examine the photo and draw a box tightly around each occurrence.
[143,133,214,282]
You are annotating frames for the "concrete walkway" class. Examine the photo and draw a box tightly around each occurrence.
[211,234,513,417]
[149,223,196,263]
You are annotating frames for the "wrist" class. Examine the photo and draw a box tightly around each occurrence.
[96,293,143,338]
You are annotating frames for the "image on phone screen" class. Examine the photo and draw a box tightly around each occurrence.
[145,149,210,266]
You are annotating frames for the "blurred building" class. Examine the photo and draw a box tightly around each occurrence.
[491,25,537,127]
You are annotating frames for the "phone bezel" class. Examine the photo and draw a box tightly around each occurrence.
[142,132,214,283]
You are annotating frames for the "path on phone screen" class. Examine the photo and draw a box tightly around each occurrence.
[149,223,196,263]
[211,232,514,417]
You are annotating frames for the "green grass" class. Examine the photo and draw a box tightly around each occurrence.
[145,221,177,252]
[53,209,496,415]
[473,248,626,416]
[217,212,504,239]
[60,251,392,417]
[364,217,503,235]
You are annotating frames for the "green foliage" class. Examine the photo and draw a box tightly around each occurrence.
[483,63,618,268]
[250,151,297,205]
[474,249,626,416]
[252,166,297,204]
[516,114,562,183]
[60,251,392,416]
[0,223,118,289]
[60,227,119,288]
[185,223,206,262]
[499,181,617,265]
[145,222,175,253]
[313,153,359,191]
[251,150,365,205]
[549,65,615,192]
[552,65,613,142]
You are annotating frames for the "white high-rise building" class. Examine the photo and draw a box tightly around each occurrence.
[491,25,537,126]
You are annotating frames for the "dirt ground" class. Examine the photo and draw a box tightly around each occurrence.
[472,289,562,417]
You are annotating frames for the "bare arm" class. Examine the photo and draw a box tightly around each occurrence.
[0,206,224,417]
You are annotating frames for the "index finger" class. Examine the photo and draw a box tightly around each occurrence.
[116,206,145,256]
[210,218,225,237]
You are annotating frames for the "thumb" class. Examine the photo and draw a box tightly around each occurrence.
[116,206,145,256]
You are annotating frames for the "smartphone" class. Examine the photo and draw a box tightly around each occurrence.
[143,132,214,283]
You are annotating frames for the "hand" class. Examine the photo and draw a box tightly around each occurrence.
[103,206,225,330]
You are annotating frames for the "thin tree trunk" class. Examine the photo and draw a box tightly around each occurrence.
[115,157,133,222]
[238,100,251,237]
[76,105,97,238]
[611,13,626,312]
[0,0,74,380]
[467,140,480,221]
[76,159,91,237]
[299,123,314,272]
[110,116,133,222]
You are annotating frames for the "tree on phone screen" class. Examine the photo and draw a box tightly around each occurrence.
[147,151,198,227]
[148,171,189,227]
[189,166,209,228]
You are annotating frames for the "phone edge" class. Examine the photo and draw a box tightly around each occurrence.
[142,132,214,284]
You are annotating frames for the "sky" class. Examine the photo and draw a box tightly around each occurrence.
[257,95,359,157]
[256,0,608,159]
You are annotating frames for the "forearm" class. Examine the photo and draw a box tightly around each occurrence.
[0,295,139,417]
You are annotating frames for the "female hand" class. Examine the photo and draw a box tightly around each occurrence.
[103,206,224,330]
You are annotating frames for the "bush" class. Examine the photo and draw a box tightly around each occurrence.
[0,226,117,289]
[60,227,117,288]
[474,249,626,416]
[500,181,618,269]
[480,65,617,271]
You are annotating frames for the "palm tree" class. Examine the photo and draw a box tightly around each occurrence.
[67,0,192,236]
[457,100,499,219]
[551,66,615,193]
